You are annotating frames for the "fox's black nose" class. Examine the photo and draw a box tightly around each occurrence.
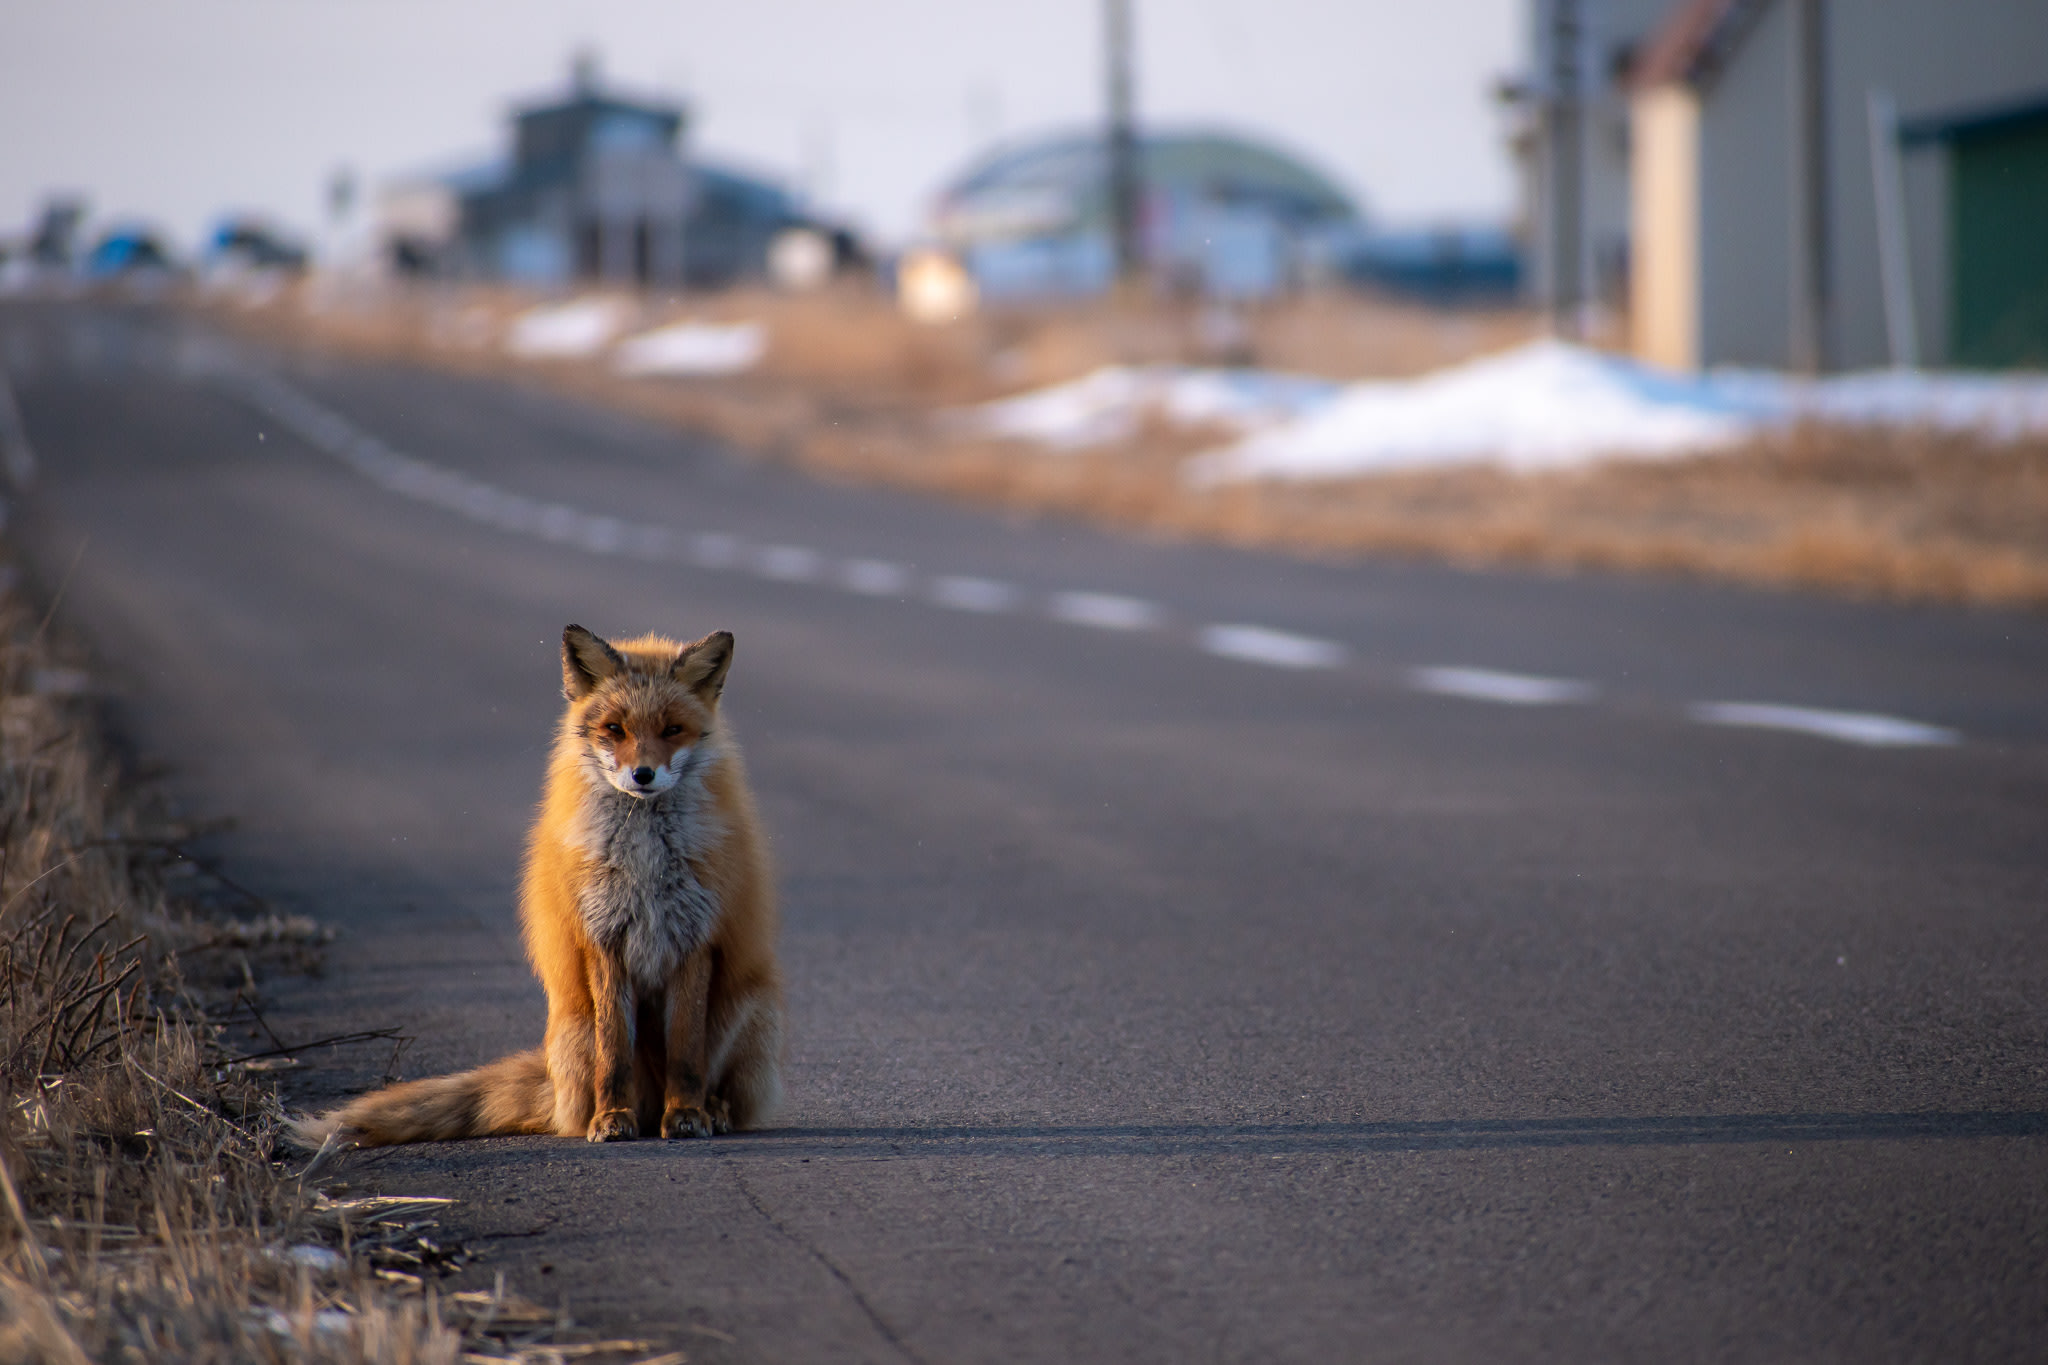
[632,766,656,786]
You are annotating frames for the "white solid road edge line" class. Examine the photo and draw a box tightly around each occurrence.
[1410,666,1597,706]
[1689,701,1961,748]
[1198,624,1347,670]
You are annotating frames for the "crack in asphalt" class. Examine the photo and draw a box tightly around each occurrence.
[724,1156,930,1365]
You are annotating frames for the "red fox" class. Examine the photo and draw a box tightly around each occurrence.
[294,626,783,1146]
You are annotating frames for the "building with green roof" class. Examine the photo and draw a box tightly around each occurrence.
[929,128,1362,300]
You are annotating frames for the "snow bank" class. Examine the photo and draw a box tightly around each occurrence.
[1719,366,2048,442]
[504,297,633,359]
[614,320,767,376]
[963,341,2048,484]
[1188,341,2048,485]
[955,365,1338,449]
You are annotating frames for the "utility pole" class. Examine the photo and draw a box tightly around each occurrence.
[1865,89,1918,368]
[1787,0,1829,373]
[1105,0,1143,286]
[1545,0,1585,338]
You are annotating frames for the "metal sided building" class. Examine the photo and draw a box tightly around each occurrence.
[1627,0,2048,373]
[1900,93,2048,369]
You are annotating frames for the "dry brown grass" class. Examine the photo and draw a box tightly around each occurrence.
[0,558,676,1363]
[224,273,1539,396]
[208,278,2048,610]
[1168,424,2048,606]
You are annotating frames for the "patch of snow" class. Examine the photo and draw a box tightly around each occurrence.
[1187,341,1758,483]
[504,296,633,359]
[956,365,1338,450]
[274,1244,347,1274]
[1721,365,2048,441]
[260,1308,354,1339]
[614,319,768,376]
[1185,340,2048,485]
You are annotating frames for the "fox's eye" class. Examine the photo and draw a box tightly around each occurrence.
[602,722,625,738]
[661,725,684,739]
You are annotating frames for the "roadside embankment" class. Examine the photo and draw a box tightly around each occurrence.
[0,550,674,1363]
[206,278,2048,609]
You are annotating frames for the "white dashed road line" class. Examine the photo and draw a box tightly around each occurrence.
[1410,666,1597,706]
[220,368,1969,750]
[841,558,911,597]
[930,576,1019,613]
[688,532,742,568]
[1048,591,1165,632]
[1198,624,1347,671]
[756,544,822,582]
[1688,702,1960,748]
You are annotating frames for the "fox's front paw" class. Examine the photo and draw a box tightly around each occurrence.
[587,1109,638,1142]
[661,1104,716,1139]
[704,1095,733,1135]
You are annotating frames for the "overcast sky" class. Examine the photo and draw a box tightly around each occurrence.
[2,0,1524,252]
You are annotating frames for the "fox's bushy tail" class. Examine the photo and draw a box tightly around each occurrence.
[290,1048,554,1149]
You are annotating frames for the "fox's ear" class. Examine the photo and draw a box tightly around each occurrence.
[671,630,734,701]
[561,625,624,700]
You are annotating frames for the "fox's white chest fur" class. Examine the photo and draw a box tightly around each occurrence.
[570,760,727,990]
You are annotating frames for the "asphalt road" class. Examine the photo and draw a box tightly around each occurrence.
[5,300,2047,1363]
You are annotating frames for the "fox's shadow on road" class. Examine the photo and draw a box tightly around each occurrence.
[749,1111,2048,1158]
[343,1111,2048,1169]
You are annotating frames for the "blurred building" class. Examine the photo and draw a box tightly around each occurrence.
[1897,95,2048,369]
[206,217,308,272]
[1499,0,1672,328]
[1630,0,2048,372]
[382,58,850,289]
[28,198,88,269]
[460,59,692,285]
[376,170,472,277]
[83,225,177,278]
[930,128,1361,302]
[1510,0,2048,371]
[1340,227,1524,306]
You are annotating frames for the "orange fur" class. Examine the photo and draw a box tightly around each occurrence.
[293,626,784,1148]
